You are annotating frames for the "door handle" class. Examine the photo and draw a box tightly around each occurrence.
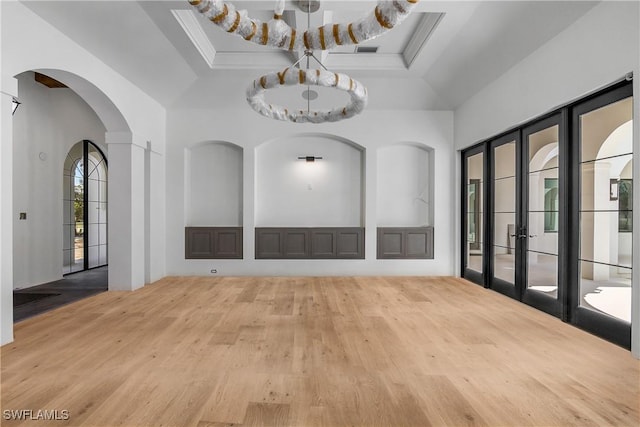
[529,234,537,238]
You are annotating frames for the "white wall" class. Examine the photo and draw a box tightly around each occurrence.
[1,70,18,345]
[453,1,640,357]
[377,144,432,227]
[1,1,168,344]
[256,135,362,227]
[455,2,639,149]
[1,1,168,289]
[167,109,454,276]
[12,72,106,289]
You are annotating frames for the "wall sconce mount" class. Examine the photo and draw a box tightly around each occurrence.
[12,98,21,115]
[298,156,323,162]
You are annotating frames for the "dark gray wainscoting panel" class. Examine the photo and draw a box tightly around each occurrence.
[185,227,243,259]
[285,229,310,258]
[310,229,336,258]
[377,227,434,259]
[256,227,364,259]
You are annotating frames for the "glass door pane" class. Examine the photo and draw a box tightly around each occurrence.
[578,96,633,323]
[465,152,484,276]
[526,124,560,298]
[87,143,108,269]
[492,139,517,287]
[521,114,564,318]
[63,143,85,274]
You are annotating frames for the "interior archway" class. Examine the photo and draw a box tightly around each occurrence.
[11,69,130,322]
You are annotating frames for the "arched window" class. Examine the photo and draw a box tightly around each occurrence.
[63,140,108,274]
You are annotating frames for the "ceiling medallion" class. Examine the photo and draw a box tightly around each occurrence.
[188,0,419,123]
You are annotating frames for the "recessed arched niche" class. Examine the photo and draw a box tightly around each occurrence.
[184,141,243,259]
[185,141,243,226]
[254,134,364,259]
[376,143,434,259]
[377,143,433,226]
[255,134,363,227]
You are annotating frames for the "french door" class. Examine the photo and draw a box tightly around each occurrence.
[462,145,486,285]
[485,115,565,318]
[570,84,633,348]
[488,132,519,299]
[519,114,565,318]
[462,79,633,348]
[63,140,108,274]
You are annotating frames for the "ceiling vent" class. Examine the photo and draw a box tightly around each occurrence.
[355,46,379,54]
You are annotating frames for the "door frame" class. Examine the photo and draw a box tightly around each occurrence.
[520,112,567,319]
[569,83,633,348]
[461,143,487,286]
[460,77,633,349]
[64,139,109,274]
[488,131,521,299]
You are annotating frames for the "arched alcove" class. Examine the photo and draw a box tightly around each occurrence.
[185,141,243,226]
[377,143,433,227]
[255,134,364,227]
[376,143,434,259]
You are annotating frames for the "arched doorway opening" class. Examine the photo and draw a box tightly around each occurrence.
[63,140,108,274]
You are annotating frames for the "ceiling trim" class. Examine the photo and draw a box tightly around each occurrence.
[326,53,407,71]
[172,9,217,69]
[403,12,444,69]
[210,51,408,71]
[212,52,295,69]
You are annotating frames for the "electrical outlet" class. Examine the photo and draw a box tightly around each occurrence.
[210,269,218,274]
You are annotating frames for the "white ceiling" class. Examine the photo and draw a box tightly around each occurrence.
[22,1,599,110]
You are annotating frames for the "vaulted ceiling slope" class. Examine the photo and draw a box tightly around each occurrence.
[22,1,599,110]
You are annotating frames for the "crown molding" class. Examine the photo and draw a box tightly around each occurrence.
[172,9,217,69]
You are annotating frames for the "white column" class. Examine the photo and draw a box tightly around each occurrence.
[106,132,146,291]
[144,142,150,284]
[243,147,255,260]
[146,142,166,284]
[364,148,376,260]
[1,78,17,345]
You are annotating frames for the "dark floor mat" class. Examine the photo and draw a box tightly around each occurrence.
[13,293,61,306]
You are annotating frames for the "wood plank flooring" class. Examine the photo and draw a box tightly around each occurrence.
[1,276,639,426]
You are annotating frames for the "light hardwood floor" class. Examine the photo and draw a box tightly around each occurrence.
[2,276,639,426]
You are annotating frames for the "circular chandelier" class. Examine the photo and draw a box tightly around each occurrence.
[247,66,367,123]
[188,0,419,123]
